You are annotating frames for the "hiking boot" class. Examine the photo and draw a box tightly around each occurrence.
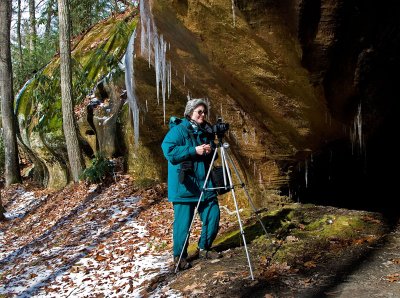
[173,257,192,271]
[197,248,222,260]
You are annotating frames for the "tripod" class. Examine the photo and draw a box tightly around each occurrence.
[174,135,269,280]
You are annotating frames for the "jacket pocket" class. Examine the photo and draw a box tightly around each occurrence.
[176,170,200,197]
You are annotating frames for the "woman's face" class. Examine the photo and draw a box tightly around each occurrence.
[190,104,207,124]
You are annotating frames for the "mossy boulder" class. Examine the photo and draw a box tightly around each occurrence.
[15,10,137,189]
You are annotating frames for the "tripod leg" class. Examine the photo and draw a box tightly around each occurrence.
[175,146,219,273]
[225,149,269,237]
[221,147,255,280]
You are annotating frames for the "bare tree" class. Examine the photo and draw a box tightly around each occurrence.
[57,0,84,181]
[29,0,37,52]
[17,0,23,70]
[0,191,5,221]
[0,0,22,186]
[45,0,55,37]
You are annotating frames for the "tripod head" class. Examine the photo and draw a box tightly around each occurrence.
[212,117,229,143]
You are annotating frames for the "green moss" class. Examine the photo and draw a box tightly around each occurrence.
[299,215,367,239]
[199,202,385,268]
[211,207,296,251]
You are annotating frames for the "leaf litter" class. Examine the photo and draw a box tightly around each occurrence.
[0,177,240,297]
[0,177,181,297]
[1,178,398,297]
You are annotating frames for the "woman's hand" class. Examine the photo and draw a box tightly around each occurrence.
[196,144,211,155]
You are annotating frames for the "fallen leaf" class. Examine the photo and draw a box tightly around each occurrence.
[95,254,107,262]
[304,261,317,268]
[391,258,400,265]
[212,271,228,278]
[286,235,299,242]
[183,282,206,292]
[362,215,381,224]
[384,273,400,282]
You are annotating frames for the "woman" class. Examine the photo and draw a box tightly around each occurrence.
[161,98,221,270]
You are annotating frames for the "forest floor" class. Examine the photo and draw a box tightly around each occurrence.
[0,177,399,297]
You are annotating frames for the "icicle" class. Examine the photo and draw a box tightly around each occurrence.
[124,29,140,147]
[183,73,186,86]
[139,0,176,125]
[154,35,160,104]
[159,35,168,123]
[305,159,308,188]
[146,100,148,112]
[253,162,256,177]
[350,102,363,155]
[231,0,236,27]
[220,103,223,117]
[140,1,147,56]
[259,171,262,184]
[168,61,172,98]
[356,103,362,150]
[206,97,211,115]
[147,18,151,67]
[167,61,170,99]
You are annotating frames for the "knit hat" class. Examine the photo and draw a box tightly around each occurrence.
[184,98,209,118]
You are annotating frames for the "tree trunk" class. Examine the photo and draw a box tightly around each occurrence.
[0,0,22,186]
[0,191,5,221]
[113,0,120,14]
[17,0,23,70]
[57,0,84,182]
[29,0,36,53]
[45,0,54,37]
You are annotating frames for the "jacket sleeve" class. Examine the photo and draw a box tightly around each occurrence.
[161,128,197,165]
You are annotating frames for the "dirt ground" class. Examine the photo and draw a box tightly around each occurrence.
[151,207,400,298]
[1,180,399,297]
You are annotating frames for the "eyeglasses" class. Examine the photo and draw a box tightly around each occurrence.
[194,109,207,115]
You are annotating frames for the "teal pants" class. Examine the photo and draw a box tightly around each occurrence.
[173,198,220,258]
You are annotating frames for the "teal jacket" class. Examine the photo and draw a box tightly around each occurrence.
[161,118,217,203]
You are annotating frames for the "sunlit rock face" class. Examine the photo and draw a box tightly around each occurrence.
[132,0,399,209]
[15,1,398,209]
[132,0,331,207]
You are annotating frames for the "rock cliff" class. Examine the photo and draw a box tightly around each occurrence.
[16,1,399,209]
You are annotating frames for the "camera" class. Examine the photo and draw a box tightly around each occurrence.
[212,117,230,139]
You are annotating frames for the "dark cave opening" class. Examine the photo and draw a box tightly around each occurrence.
[286,119,397,218]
